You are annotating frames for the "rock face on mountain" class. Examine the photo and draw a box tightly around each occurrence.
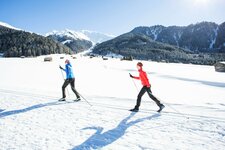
[215,22,225,53]
[46,30,93,53]
[131,22,225,53]
[0,25,71,57]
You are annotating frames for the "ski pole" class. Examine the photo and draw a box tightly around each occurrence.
[59,66,70,97]
[129,73,139,92]
[77,91,92,107]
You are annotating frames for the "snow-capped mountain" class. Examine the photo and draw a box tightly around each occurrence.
[46,29,115,45]
[0,22,71,57]
[46,29,115,53]
[46,29,90,41]
[46,30,93,53]
[81,30,115,44]
[0,21,21,30]
[131,22,225,53]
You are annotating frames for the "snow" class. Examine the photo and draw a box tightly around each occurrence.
[0,21,21,30]
[0,55,225,150]
[150,27,162,40]
[209,27,219,49]
[62,40,72,44]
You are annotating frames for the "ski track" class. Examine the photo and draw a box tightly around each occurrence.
[0,89,225,150]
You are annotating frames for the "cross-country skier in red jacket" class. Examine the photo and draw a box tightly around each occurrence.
[129,62,165,112]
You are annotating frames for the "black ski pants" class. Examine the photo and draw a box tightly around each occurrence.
[62,78,80,98]
[135,86,161,109]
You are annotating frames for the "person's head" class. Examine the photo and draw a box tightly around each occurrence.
[136,62,143,70]
[65,59,70,64]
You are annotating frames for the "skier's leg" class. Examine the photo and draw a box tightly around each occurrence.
[62,79,70,98]
[135,86,147,109]
[70,78,80,99]
[146,87,161,106]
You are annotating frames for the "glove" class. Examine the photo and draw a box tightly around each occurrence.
[129,73,133,78]
[59,65,63,70]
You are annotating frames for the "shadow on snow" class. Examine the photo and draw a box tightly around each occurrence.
[147,71,225,88]
[0,101,68,118]
[72,112,160,150]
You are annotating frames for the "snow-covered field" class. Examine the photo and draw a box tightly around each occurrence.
[0,55,225,150]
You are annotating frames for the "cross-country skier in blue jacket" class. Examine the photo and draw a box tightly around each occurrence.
[59,59,80,101]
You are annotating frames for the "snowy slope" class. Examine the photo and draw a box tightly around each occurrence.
[0,21,21,30]
[0,56,225,150]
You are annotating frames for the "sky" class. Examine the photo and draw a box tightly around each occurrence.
[0,0,225,36]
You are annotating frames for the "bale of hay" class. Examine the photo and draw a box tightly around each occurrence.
[44,57,53,62]
[214,62,225,72]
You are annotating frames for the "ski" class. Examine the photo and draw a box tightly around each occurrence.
[129,109,139,112]
[129,108,139,112]
[58,98,66,102]
[129,105,165,113]
[58,98,81,102]
[74,98,81,102]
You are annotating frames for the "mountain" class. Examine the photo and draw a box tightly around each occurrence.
[92,23,225,65]
[81,30,115,44]
[0,22,72,57]
[92,32,194,63]
[46,29,115,53]
[131,22,225,53]
[46,29,92,53]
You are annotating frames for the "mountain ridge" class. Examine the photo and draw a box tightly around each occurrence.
[131,21,225,52]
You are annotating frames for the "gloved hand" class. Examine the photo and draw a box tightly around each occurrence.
[129,73,133,78]
[59,65,63,70]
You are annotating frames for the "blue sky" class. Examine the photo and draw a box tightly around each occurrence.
[0,0,225,36]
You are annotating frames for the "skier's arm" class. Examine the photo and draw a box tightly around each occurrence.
[133,76,140,80]
[59,65,66,71]
[130,73,140,80]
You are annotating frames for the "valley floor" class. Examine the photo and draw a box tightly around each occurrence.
[0,55,225,150]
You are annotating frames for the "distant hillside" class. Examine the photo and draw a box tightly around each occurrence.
[92,32,225,65]
[131,22,225,53]
[0,23,71,57]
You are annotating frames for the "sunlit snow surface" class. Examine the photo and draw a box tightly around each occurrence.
[0,55,224,150]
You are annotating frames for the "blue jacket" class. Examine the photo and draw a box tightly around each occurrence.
[63,63,74,79]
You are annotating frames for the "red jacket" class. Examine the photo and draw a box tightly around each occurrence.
[133,69,151,87]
